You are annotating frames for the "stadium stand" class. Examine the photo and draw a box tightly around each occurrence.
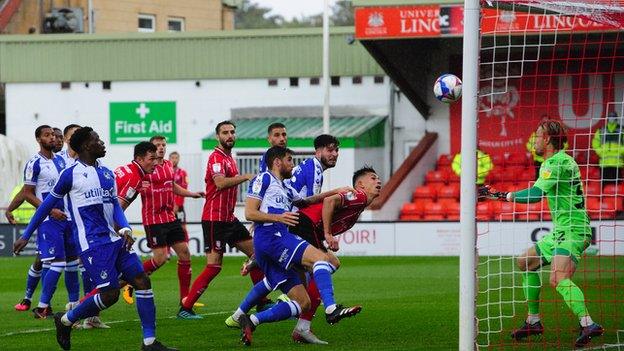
[400,151,624,221]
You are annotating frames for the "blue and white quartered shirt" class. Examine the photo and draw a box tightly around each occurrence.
[20,160,130,253]
[289,157,323,198]
[23,153,67,220]
[247,171,302,233]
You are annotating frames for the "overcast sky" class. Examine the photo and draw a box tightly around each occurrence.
[253,0,338,20]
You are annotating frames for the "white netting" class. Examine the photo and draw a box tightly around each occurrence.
[475,1,624,349]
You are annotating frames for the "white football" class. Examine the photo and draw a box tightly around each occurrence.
[434,74,463,103]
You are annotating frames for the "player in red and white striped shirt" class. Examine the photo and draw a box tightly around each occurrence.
[118,137,204,308]
[179,121,270,318]
[287,166,381,344]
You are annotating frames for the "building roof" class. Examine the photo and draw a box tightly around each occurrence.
[201,115,386,149]
[352,0,462,6]
[0,27,383,83]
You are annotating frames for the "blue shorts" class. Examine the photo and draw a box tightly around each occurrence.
[37,219,79,261]
[254,225,309,293]
[79,239,144,290]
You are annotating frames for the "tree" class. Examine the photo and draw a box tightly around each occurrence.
[235,0,354,29]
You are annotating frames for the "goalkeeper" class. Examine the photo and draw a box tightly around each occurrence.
[480,120,603,347]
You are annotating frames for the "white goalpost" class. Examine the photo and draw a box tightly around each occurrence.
[460,1,624,350]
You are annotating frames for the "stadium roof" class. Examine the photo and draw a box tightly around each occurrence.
[0,27,383,83]
[201,115,386,149]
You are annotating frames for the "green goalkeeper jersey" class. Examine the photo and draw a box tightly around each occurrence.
[534,150,591,234]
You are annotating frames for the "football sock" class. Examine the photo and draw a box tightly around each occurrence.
[556,279,590,321]
[142,258,162,275]
[299,277,321,322]
[522,271,541,316]
[24,264,42,300]
[182,264,221,309]
[254,301,301,325]
[312,261,337,312]
[79,263,93,296]
[177,259,192,300]
[64,259,80,303]
[38,261,65,307]
[41,262,50,285]
[239,279,272,313]
[66,293,107,323]
[248,266,271,304]
[135,289,157,341]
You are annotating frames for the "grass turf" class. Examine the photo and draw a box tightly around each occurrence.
[0,255,622,350]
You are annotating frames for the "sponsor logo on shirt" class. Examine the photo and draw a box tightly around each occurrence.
[542,169,552,179]
[278,247,289,263]
[252,177,263,195]
[345,191,356,201]
[84,188,113,199]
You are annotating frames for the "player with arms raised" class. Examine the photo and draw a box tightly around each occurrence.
[481,120,603,347]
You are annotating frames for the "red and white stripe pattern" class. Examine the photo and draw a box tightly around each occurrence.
[140,159,176,225]
[202,148,238,222]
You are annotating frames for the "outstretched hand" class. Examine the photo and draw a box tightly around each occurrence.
[477,185,508,201]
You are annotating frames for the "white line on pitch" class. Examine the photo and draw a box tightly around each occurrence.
[1,311,230,337]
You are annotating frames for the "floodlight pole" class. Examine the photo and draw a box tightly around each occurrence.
[322,0,330,134]
[459,0,480,350]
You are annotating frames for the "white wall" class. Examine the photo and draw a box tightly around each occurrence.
[5,76,390,221]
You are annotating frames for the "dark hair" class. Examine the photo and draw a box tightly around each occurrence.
[267,122,286,134]
[149,135,166,143]
[35,125,52,138]
[215,120,236,134]
[53,127,62,134]
[265,146,294,169]
[352,166,377,186]
[134,141,157,158]
[69,126,94,153]
[538,119,568,150]
[314,134,340,149]
[63,124,81,136]
[169,151,179,157]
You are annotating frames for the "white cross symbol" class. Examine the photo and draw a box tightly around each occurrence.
[136,103,150,119]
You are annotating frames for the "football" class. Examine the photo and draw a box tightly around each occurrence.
[433,74,462,103]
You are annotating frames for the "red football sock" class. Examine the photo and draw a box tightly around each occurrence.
[182,264,221,309]
[299,277,321,321]
[79,287,99,303]
[177,259,192,301]
[249,266,264,284]
[142,258,161,275]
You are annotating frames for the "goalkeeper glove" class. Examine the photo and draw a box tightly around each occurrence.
[477,185,508,201]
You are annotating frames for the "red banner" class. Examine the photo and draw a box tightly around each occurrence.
[355,5,619,39]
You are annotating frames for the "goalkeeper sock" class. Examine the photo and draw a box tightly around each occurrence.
[556,278,590,321]
[522,271,541,316]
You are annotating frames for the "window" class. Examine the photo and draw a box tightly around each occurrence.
[374,75,385,84]
[268,79,278,87]
[168,17,184,32]
[331,76,340,86]
[289,77,299,87]
[352,76,362,84]
[60,82,70,90]
[102,81,111,90]
[138,14,155,32]
[310,77,320,85]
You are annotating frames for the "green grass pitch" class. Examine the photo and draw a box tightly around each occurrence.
[0,255,622,350]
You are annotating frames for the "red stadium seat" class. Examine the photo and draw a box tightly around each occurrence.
[584,181,602,197]
[486,168,504,184]
[446,201,460,221]
[516,202,545,221]
[448,171,460,184]
[580,166,601,181]
[425,170,449,185]
[413,185,437,202]
[438,198,458,208]
[423,202,446,221]
[438,184,460,200]
[476,202,492,221]
[507,152,530,166]
[500,167,523,183]
[490,201,514,221]
[437,154,452,170]
[400,202,422,220]
[586,197,617,220]
[517,168,536,183]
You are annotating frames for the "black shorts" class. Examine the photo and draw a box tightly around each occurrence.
[144,220,187,249]
[202,219,251,253]
[289,214,326,252]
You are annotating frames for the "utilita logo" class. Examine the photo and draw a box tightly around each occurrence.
[365,12,387,36]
